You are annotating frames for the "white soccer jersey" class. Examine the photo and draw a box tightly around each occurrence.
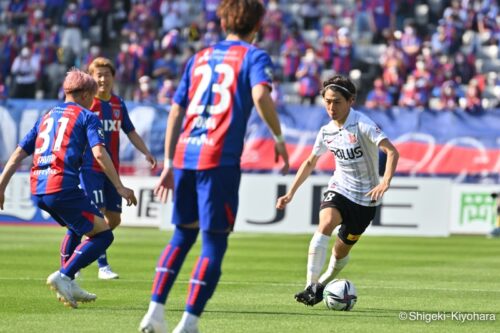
[312,109,387,206]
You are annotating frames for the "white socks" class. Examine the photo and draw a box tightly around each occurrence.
[306,232,330,285]
[319,254,350,285]
[147,301,165,320]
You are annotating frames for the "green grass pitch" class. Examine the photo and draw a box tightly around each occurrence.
[0,225,498,333]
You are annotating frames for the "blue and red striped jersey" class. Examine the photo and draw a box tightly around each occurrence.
[173,40,274,170]
[81,95,135,172]
[19,102,105,195]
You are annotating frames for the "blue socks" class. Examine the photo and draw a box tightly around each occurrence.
[97,252,109,268]
[60,229,81,266]
[151,226,199,304]
[60,229,114,279]
[186,231,228,316]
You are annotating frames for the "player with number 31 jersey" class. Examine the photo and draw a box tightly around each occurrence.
[173,40,274,170]
[23,102,104,194]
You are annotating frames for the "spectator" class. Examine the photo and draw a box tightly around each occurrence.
[61,2,83,61]
[365,78,393,110]
[367,0,396,44]
[319,22,336,68]
[156,78,176,105]
[260,0,284,56]
[115,42,140,101]
[10,46,40,99]
[299,0,321,31]
[296,48,322,105]
[436,80,459,110]
[461,79,483,112]
[152,49,179,87]
[400,20,421,72]
[134,75,157,103]
[332,27,353,75]
[6,0,28,27]
[398,75,428,108]
[202,21,222,48]
[281,25,308,82]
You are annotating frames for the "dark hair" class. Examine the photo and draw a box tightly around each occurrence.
[321,75,357,101]
[217,0,265,37]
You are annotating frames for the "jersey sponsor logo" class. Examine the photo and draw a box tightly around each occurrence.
[191,116,217,130]
[37,154,55,165]
[331,146,363,160]
[32,167,58,176]
[180,134,214,146]
[98,127,105,139]
[101,119,121,131]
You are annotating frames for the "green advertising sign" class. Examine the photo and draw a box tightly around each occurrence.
[460,193,496,226]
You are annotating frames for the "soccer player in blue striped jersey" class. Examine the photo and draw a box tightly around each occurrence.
[139,1,290,332]
[70,57,157,280]
[0,69,137,308]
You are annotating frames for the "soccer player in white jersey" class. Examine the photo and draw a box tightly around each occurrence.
[276,75,399,306]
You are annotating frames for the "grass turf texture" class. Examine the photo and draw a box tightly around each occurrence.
[0,226,498,333]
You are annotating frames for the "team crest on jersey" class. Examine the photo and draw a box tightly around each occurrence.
[346,132,357,144]
[113,109,120,118]
[264,66,274,80]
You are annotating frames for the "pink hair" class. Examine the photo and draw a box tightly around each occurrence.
[63,68,97,95]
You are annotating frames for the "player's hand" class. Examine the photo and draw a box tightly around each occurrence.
[365,181,389,202]
[154,167,174,203]
[274,141,290,175]
[145,153,157,169]
[276,193,293,210]
[117,186,137,206]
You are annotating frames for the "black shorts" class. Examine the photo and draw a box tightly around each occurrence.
[320,191,376,245]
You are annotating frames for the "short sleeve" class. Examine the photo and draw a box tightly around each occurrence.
[120,100,135,134]
[312,128,327,156]
[359,116,387,145]
[18,118,40,155]
[249,49,273,89]
[86,112,105,148]
[173,56,194,108]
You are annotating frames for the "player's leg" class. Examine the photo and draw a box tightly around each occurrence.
[40,189,114,308]
[97,186,122,279]
[295,191,343,306]
[140,169,199,333]
[172,166,239,333]
[318,198,377,286]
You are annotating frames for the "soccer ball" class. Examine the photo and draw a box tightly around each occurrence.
[323,279,357,311]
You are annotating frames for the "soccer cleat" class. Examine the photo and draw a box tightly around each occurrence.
[294,283,325,306]
[71,281,97,303]
[46,271,78,308]
[56,281,97,303]
[138,313,167,333]
[98,265,119,280]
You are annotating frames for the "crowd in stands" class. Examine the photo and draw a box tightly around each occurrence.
[0,0,499,112]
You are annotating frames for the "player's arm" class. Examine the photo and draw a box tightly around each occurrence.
[276,153,320,210]
[366,138,399,201]
[0,147,29,210]
[252,84,289,175]
[154,102,186,203]
[126,130,157,168]
[91,145,137,206]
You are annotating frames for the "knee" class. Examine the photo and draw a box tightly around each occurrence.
[106,214,121,230]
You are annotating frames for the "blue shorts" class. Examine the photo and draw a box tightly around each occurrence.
[172,166,241,232]
[80,169,122,213]
[34,188,103,236]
